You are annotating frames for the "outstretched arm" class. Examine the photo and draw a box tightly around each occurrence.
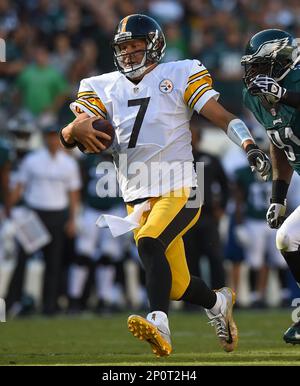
[200,97,271,180]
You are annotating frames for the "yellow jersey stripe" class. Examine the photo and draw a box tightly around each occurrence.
[77,91,97,98]
[190,86,212,109]
[184,75,212,105]
[188,74,212,86]
[75,100,102,117]
[186,83,209,106]
[77,94,107,114]
[81,99,107,119]
[188,70,208,82]
[84,96,107,114]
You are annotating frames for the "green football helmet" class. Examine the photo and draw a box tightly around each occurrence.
[241,29,299,87]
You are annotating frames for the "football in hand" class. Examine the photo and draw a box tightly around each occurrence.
[77,118,115,153]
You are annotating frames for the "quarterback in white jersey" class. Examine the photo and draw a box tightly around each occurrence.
[70,59,217,202]
[61,14,270,357]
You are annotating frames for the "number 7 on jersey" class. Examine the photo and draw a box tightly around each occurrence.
[128,97,150,148]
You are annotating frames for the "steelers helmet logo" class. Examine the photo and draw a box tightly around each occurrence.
[159,79,173,93]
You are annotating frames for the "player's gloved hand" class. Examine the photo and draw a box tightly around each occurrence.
[248,75,286,103]
[246,144,272,181]
[266,201,286,229]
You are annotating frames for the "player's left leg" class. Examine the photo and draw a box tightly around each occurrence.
[166,236,238,352]
[267,226,290,307]
[127,187,199,356]
[276,205,300,344]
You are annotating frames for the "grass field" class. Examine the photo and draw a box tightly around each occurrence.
[0,309,299,366]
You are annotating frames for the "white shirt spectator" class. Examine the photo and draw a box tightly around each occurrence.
[17,148,81,211]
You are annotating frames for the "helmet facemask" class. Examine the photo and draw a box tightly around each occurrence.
[242,59,273,88]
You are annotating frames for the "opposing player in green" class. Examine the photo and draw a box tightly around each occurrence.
[241,28,300,344]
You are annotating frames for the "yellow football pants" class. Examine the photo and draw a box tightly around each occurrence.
[127,187,201,300]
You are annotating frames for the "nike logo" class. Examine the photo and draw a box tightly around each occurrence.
[294,333,300,339]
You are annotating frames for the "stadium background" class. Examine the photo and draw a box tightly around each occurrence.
[0,0,300,366]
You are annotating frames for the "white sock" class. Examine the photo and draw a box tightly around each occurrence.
[209,292,226,315]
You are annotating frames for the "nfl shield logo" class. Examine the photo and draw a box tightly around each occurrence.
[159,79,173,93]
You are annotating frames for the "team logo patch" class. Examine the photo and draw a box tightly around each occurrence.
[159,79,173,93]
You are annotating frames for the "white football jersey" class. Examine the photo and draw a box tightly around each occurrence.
[70,59,219,202]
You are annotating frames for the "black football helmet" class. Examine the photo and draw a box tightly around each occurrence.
[112,14,166,79]
[241,29,299,87]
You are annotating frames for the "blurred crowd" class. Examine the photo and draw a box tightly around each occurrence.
[1,0,300,317]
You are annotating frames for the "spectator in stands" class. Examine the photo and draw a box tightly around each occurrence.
[14,45,69,117]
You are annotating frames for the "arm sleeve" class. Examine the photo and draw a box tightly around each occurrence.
[70,79,108,119]
[183,60,220,113]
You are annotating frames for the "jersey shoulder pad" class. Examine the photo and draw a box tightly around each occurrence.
[158,59,206,79]
[181,59,218,112]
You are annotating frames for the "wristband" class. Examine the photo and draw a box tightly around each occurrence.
[245,143,259,153]
[59,128,77,149]
[271,180,289,204]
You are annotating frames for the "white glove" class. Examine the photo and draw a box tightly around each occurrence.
[266,202,286,229]
[249,75,286,103]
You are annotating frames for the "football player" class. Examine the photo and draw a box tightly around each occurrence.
[60,14,270,356]
[241,28,300,344]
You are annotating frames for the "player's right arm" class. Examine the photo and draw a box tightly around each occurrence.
[266,143,293,228]
[60,79,111,153]
[183,59,271,180]
[60,112,112,153]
